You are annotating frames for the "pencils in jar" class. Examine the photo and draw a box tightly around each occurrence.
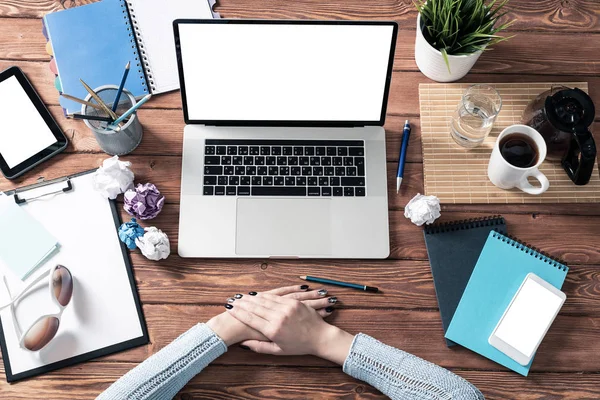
[67,113,113,122]
[299,276,378,293]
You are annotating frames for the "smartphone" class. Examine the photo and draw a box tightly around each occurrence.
[489,273,566,366]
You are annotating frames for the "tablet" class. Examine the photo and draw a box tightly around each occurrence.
[0,67,68,180]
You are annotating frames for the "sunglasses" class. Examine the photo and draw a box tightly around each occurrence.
[0,265,73,351]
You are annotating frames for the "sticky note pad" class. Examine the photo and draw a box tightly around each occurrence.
[0,197,58,280]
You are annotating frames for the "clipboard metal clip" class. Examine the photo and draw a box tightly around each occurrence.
[12,177,73,204]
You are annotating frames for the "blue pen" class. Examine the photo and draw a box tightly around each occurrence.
[109,94,152,130]
[396,120,411,193]
[111,61,130,112]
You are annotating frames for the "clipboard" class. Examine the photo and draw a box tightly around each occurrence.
[0,169,148,382]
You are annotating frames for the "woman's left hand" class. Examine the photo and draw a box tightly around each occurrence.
[206,285,335,346]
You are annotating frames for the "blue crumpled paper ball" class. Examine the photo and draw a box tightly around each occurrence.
[118,218,145,249]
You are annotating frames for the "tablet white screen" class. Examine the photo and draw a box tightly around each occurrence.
[495,278,563,357]
[0,76,57,168]
[178,23,395,122]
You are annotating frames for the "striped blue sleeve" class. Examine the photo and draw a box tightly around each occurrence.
[343,333,484,400]
[97,323,227,400]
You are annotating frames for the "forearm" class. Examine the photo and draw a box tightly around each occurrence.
[97,323,227,400]
[342,334,484,400]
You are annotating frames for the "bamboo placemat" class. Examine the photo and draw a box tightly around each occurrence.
[419,82,600,204]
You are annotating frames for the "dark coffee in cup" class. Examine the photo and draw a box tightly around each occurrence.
[499,133,539,168]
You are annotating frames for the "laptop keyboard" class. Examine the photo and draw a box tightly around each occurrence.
[202,139,366,197]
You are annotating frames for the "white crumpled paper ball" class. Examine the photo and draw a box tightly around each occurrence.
[404,193,441,226]
[92,156,135,199]
[135,227,170,261]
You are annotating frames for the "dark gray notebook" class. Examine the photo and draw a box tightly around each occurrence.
[424,216,506,347]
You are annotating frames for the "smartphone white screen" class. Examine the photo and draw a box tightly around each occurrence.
[0,76,57,168]
[495,278,563,357]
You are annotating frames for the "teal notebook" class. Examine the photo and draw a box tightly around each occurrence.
[445,231,568,376]
[0,197,58,280]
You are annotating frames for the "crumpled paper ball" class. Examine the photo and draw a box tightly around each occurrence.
[135,227,170,261]
[118,218,145,250]
[92,156,135,199]
[404,193,441,226]
[124,183,165,220]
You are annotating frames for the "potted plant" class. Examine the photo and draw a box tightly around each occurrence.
[414,0,514,82]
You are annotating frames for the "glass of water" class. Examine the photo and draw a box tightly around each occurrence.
[450,84,502,148]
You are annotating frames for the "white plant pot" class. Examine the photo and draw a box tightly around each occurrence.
[414,13,482,82]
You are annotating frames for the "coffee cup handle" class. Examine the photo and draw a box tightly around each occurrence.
[517,169,550,195]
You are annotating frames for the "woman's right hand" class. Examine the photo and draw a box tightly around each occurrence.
[225,291,355,365]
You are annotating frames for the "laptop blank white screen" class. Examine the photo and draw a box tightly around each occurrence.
[177,23,395,123]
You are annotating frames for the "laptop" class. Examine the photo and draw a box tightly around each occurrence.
[173,20,398,258]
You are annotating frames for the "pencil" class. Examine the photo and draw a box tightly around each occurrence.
[108,94,152,129]
[79,79,118,120]
[112,61,130,112]
[67,113,113,122]
[61,93,104,111]
[299,275,378,293]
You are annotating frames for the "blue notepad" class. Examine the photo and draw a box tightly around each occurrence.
[445,231,568,376]
[0,198,58,280]
[43,0,149,114]
[43,0,215,115]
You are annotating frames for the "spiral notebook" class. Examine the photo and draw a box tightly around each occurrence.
[423,216,506,347]
[445,231,568,376]
[43,0,218,114]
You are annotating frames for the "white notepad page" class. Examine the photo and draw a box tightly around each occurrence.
[128,0,215,94]
[0,173,144,376]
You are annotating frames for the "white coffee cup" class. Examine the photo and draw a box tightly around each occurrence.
[488,125,550,195]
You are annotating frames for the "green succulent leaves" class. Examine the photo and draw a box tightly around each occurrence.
[415,0,515,72]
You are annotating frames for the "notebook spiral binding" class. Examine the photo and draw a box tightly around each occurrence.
[121,0,152,93]
[491,231,569,272]
[424,215,506,235]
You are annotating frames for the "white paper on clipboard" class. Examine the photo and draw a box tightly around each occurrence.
[0,171,146,381]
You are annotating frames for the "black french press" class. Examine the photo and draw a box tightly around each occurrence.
[522,86,596,185]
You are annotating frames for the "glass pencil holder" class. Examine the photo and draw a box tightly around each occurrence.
[82,85,143,156]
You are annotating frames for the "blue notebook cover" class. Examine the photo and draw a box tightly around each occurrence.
[445,231,568,376]
[43,0,147,114]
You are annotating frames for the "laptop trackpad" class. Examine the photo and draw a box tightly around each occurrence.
[236,198,332,256]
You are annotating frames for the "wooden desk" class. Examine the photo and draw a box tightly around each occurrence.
[1,1,599,398]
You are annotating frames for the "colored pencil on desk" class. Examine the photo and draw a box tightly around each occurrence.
[299,275,379,293]
[79,79,118,121]
[61,93,104,111]
[67,113,113,122]
[111,61,130,112]
[108,94,152,129]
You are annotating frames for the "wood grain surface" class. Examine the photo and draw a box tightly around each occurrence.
[0,0,599,399]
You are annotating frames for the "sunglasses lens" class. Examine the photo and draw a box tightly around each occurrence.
[52,265,73,307]
[23,317,60,351]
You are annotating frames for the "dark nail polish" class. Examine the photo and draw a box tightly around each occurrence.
[300,284,309,290]
[227,297,235,304]
[249,291,257,296]
[239,345,250,350]
[234,294,243,299]
[325,306,334,313]
[318,289,328,296]
[328,297,338,304]
[224,304,233,309]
